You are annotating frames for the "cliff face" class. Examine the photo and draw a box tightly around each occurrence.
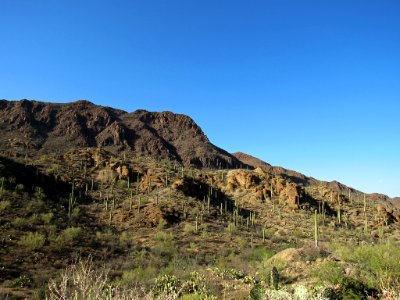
[0,99,243,169]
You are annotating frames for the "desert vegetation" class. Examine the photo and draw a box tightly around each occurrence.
[0,101,399,299]
[1,147,400,300]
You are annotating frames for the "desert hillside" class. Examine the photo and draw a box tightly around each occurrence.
[0,100,399,300]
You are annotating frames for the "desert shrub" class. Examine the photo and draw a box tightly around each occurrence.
[310,261,345,285]
[45,224,58,237]
[225,222,236,234]
[119,231,131,247]
[248,247,275,263]
[118,266,157,289]
[46,258,150,300]
[13,216,28,228]
[250,284,266,300]
[15,183,25,192]
[11,275,32,288]
[71,206,80,219]
[96,230,117,246]
[183,223,197,234]
[335,240,400,291]
[41,212,54,224]
[34,187,46,201]
[0,200,10,212]
[157,218,168,229]
[56,227,82,245]
[310,261,365,299]
[117,179,128,188]
[96,168,118,184]
[28,198,45,210]
[18,232,45,250]
[28,213,40,225]
[153,231,177,259]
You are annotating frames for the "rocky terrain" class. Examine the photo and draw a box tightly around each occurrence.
[233,152,393,202]
[0,99,399,299]
[0,99,244,169]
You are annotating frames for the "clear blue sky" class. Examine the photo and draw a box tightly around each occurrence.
[1,0,399,197]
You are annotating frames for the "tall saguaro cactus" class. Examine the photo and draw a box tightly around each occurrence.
[314,209,319,247]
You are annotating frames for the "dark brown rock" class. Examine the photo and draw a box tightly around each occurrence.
[0,99,245,169]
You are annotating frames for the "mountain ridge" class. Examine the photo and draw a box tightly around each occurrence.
[232,151,394,202]
[0,99,245,169]
[0,99,394,200]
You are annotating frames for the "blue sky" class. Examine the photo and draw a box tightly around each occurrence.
[1,0,399,197]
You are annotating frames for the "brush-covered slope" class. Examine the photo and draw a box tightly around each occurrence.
[0,99,242,169]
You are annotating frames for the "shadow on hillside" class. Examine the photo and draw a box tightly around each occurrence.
[174,177,252,219]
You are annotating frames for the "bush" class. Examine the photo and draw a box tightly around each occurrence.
[226,222,236,234]
[0,200,10,212]
[119,267,157,288]
[15,183,25,192]
[56,227,82,246]
[248,247,275,263]
[183,223,197,234]
[310,261,346,285]
[153,231,176,259]
[13,217,28,228]
[34,187,46,201]
[311,261,370,299]
[18,232,46,251]
[335,240,400,291]
[11,275,32,288]
[46,258,149,300]
[41,212,54,224]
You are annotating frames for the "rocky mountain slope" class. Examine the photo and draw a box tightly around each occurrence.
[1,99,400,299]
[232,152,395,202]
[0,99,243,169]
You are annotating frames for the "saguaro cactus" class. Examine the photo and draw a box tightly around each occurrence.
[314,209,319,247]
[271,267,279,290]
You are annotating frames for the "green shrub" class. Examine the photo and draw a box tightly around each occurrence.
[0,200,10,212]
[41,212,54,224]
[226,222,236,234]
[119,267,156,288]
[310,261,346,285]
[13,217,28,228]
[250,284,266,300]
[18,232,46,250]
[183,223,197,234]
[335,240,400,290]
[57,227,82,245]
[96,230,117,246]
[153,231,176,259]
[15,183,25,192]
[249,247,275,263]
[28,213,40,225]
[11,275,32,288]
[34,187,46,201]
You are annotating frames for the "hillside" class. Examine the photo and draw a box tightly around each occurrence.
[1,100,400,299]
[0,99,244,169]
[233,152,393,202]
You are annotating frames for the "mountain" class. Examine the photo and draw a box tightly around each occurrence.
[0,99,244,169]
[1,99,400,299]
[0,99,392,200]
[232,152,391,202]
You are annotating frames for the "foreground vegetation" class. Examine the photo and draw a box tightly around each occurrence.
[1,149,400,299]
